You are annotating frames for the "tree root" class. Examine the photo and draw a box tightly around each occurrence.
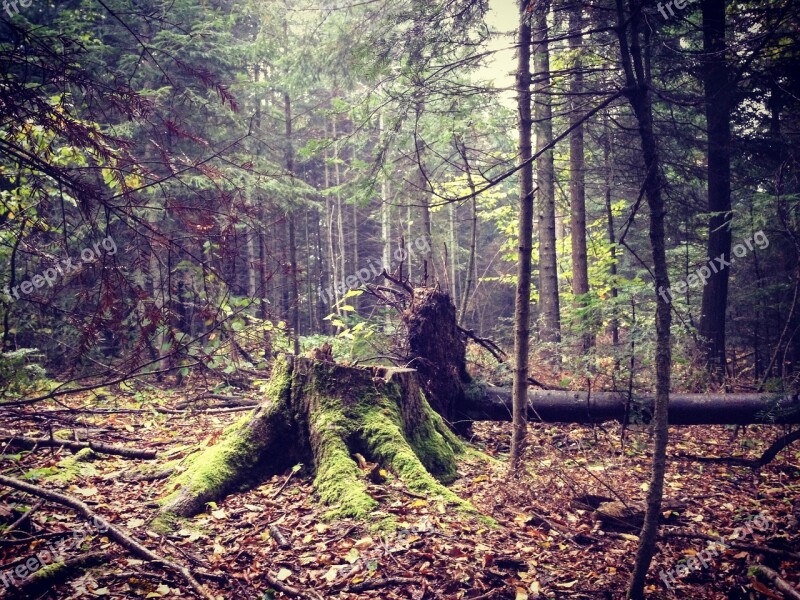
[0,474,214,600]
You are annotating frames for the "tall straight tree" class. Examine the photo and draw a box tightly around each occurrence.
[568,1,593,351]
[613,0,673,596]
[533,0,561,356]
[510,0,535,471]
[698,0,733,375]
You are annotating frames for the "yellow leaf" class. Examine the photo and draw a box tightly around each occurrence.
[345,547,360,564]
[354,536,373,549]
[515,587,529,600]
[276,568,292,581]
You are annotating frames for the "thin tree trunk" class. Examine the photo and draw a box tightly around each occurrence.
[568,3,593,351]
[416,104,434,283]
[457,139,478,326]
[698,0,733,375]
[603,112,620,371]
[510,0,534,471]
[333,118,346,305]
[614,1,673,596]
[284,91,300,355]
[533,0,561,356]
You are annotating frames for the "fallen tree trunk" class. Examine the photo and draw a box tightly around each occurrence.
[156,355,471,525]
[464,388,800,425]
[398,289,800,426]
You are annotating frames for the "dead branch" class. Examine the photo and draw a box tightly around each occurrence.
[3,500,43,537]
[2,551,106,599]
[678,428,800,468]
[0,474,213,600]
[346,576,418,593]
[750,564,800,600]
[2,435,156,459]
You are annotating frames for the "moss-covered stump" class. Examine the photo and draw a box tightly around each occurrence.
[158,355,469,524]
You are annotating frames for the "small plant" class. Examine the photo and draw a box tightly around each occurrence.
[0,348,49,398]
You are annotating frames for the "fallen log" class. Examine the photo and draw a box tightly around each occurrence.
[464,388,800,425]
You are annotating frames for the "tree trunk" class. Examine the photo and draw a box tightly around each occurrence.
[511,0,535,471]
[603,112,620,370]
[416,100,434,283]
[698,0,733,375]
[456,138,478,327]
[533,0,561,357]
[156,355,466,526]
[284,91,300,355]
[568,3,593,352]
[614,0,673,596]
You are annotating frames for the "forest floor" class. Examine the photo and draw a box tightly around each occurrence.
[1,383,799,600]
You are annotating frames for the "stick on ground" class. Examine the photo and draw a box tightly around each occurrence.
[0,474,213,600]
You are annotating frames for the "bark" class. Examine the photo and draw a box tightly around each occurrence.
[511,0,535,470]
[533,0,561,355]
[698,0,733,375]
[613,0,672,596]
[568,3,593,352]
[158,355,468,524]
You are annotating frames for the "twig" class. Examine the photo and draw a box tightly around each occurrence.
[0,475,214,600]
[3,500,43,537]
[677,428,800,469]
[345,576,418,592]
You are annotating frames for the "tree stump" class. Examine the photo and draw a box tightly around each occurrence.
[156,355,467,527]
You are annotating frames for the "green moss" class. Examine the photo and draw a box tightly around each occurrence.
[30,560,66,581]
[149,511,182,534]
[311,395,377,520]
[24,448,98,483]
[369,515,399,534]
[360,405,460,502]
[167,413,254,502]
